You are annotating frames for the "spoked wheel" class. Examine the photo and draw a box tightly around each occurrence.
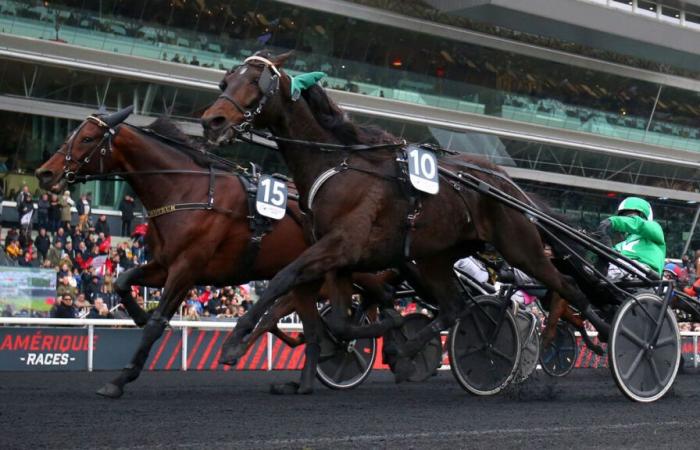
[514,310,540,383]
[448,295,521,395]
[316,305,377,390]
[609,293,681,403]
[540,322,578,377]
[384,313,443,382]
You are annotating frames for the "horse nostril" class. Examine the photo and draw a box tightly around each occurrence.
[201,115,227,131]
[34,169,53,179]
[35,168,54,181]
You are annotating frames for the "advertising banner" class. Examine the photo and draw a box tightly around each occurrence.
[0,328,91,370]
[1,326,700,372]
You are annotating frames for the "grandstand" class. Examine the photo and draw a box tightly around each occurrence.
[0,0,698,254]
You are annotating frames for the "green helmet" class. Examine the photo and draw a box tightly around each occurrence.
[617,197,653,220]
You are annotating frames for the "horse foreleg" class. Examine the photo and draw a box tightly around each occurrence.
[114,263,167,327]
[97,265,192,399]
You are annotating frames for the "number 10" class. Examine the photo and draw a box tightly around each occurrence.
[409,149,436,179]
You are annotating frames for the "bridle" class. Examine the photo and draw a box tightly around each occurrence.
[216,55,281,134]
[56,115,117,184]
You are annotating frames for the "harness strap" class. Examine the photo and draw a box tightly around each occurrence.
[207,165,216,209]
[234,175,274,279]
[307,167,342,211]
[147,203,235,218]
[397,149,422,260]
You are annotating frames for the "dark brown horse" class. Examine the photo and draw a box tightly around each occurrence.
[201,51,611,381]
[35,109,399,397]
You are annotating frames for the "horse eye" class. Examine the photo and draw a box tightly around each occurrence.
[218,81,227,91]
[82,136,94,143]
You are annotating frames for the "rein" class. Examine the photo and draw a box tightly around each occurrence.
[238,128,407,153]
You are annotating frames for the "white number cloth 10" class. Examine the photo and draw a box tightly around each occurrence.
[407,146,439,194]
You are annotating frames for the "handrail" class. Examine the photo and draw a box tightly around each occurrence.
[0,317,304,331]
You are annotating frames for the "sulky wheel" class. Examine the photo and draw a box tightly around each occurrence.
[514,310,540,383]
[540,322,578,378]
[448,295,521,395]
[609,292,681,403]
[316,305,377,390]
[384,313,443,382]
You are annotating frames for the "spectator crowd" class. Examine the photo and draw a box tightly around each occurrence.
[1,187,262,321]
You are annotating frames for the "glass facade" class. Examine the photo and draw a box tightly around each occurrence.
[0,59,217,120]
[1,0,700,152]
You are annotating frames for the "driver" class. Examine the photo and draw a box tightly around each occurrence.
[596,196,666,278]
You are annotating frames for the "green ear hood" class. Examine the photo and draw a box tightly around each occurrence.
[290,71,327,100]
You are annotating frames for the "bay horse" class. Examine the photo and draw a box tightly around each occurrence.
[35,108,400,397]
[201,51,611,381]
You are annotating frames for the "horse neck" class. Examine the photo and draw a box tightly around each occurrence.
[267,103,346,197]
[112,128,201,211]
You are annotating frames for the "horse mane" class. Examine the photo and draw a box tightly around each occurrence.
[138,117,229,170]
[301,84,399,146]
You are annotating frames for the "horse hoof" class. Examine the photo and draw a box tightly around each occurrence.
[297,385,314,395]
[270,382,300,395]
[392,357,416,384]
[219,356,239,366]
[218,345,245,366]
[96,383,123,399]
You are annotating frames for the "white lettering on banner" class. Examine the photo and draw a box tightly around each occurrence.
[23,353,72,365]
[407,146,439,194]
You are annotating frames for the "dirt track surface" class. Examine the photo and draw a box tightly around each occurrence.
[3,369,700,449]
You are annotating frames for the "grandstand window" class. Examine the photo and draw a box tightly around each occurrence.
[610,0,633,9]
[685,12,700,29]
[660,6,681,23]
[636,1,658,17]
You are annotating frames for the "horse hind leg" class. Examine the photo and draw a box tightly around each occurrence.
[220,233,378,365]
[497,238,610,340]
[388,255,464,383]
[246,293,305,350]
[270,286,323,395]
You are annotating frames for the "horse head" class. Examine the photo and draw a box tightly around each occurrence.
[201,51,293,144]
[35,105,134,191]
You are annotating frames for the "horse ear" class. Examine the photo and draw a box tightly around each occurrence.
[272,51,294,69]
[103,105,134,128]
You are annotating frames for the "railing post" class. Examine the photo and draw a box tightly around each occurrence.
[88,324,94,372]
[182,326,188,371]
[267,332,273,371]
[695,335,698,369]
